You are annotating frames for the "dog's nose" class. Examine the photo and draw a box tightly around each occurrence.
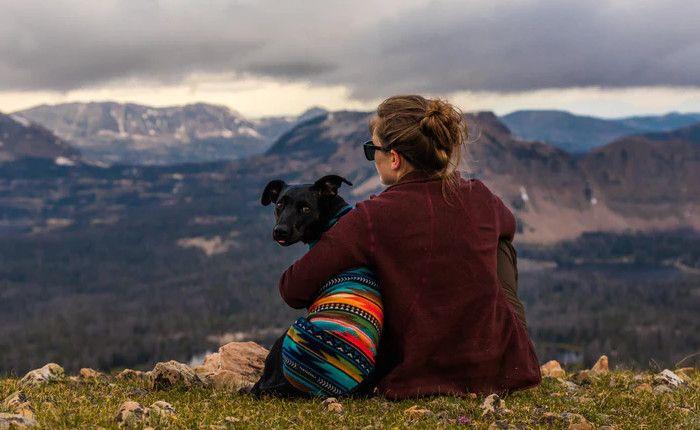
[273,225,290,241]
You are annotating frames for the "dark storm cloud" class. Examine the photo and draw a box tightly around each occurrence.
[1,0,699,98]
[246,61,336,78]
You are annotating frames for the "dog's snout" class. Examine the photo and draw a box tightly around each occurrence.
[273,225,290,242]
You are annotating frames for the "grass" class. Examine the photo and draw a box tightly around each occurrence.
[1,370,698,429]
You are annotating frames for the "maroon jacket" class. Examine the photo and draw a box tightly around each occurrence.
[278,169,541,399]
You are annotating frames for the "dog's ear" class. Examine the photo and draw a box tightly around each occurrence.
[312,175,353,197]
[261,179,287,206]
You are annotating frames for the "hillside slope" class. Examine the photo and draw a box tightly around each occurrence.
[0,113,80,163]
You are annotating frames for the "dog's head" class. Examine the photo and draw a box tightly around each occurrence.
[261,174,353,246]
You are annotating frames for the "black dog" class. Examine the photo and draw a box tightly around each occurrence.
[250,174,382,398]
[261,174,354,246]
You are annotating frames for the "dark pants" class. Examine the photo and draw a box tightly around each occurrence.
[248,327,309,398]
[497,239,527,328]
[249,238,526,398]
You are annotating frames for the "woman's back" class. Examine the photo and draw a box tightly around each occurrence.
[361,170,539,398]
[278,169,541,399]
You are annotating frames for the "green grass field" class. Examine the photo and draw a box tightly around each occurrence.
[1,369,698,429]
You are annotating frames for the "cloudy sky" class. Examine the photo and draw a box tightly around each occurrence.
[2,0,700,118]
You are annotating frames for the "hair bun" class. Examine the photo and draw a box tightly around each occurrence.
[420,99,451,150]
[424,99,445,119]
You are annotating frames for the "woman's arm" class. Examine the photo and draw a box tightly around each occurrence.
[493,193,516,241]
[278,202,373,309]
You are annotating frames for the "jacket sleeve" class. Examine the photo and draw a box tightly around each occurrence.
[493,193,516,241]
[278,202,373,309]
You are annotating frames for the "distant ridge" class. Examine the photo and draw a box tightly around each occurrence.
[501,109,700,153]
[13,103,327,166]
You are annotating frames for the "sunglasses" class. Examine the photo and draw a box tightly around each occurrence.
[362,140,392,161]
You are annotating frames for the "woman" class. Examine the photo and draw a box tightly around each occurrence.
[264,95,541,399]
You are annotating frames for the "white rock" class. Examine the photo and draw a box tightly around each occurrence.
[20,363,64,386]
[654,369,686,389]
[150,360,202,389]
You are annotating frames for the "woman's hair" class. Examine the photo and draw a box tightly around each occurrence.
[369,94,467,203]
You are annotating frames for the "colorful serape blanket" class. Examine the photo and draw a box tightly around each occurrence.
[281,204,383,396]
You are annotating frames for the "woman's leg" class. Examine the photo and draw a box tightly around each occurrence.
[497,239,528,328]
[248,328,312,398]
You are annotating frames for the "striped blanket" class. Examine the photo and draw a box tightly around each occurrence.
[280,204,383,396]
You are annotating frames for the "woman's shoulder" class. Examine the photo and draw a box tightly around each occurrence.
[460,176,499,198]
[354,174,499,209]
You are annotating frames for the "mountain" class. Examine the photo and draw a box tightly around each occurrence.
[501,109,700,153]
[0,112,80,164]
[618,112,700,131]
[501,110,642,153]
[14,102,265,166]
[580,123,700,221]
[251,107,328,143]
[14,103,328,166]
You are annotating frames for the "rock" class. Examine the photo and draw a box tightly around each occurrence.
[2,392,32,413]
[193,341,268,390]
[20,363,64,386]
[116,369,150,382]
[557,378,580,392]
[79,368,106,380]
[590,355,609,374]
[326,402,343,413]
[561,413,594,430]
[403,405,432,418]
[674,366,696,377]
[0,413,38,429]
[653,384,673,394]
[480,394,506,416]
[148,400,175,416]
[570,370,592,385]
[321,397,338,406]
[653,369,686,389]
[115,401,146,429]
[540,360,566,378]
[538,412,561,425]
[150,360,202,389]
[146,401,176,425]
[634,383,653,393]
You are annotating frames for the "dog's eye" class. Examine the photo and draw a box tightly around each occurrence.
[276,201,284,209]
[301,206,310,213]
